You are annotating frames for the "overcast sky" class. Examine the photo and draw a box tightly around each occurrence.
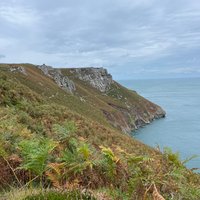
[0,0,200,79]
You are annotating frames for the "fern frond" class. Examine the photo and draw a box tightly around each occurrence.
[47,162,65,176]
[45,170,61,188]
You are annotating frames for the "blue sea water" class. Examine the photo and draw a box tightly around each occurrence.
[119,78,200,170]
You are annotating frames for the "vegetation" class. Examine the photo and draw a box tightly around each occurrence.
[0,64,200,199]
[24,190,96,200]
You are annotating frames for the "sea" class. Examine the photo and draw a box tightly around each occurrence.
[119,78,200,170]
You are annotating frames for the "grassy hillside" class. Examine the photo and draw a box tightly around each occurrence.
[0,64,165,133]
[0,64,200,200]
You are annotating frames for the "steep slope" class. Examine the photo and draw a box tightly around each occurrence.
[1,63,200,200]
[0,63,165,134]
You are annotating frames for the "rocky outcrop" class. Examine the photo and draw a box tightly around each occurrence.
[153,106,166,119]
[70,67,165,133]
[70,67,113,92]
[37,65,165,133]
[38,64,75,93]
[99,85,166,133]
[9,66,27,75]
[103,102,166,134]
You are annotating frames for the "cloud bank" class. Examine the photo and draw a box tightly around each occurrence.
[0,0,200,79]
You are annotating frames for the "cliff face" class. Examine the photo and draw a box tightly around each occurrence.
[65,67,166,133]
[69,67,113,92]
[102,101,165,133]
[38,64,76,93]
[1,64,165,134]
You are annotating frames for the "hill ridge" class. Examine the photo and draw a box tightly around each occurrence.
[1,63,165,134]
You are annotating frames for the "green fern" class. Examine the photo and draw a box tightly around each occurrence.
[18,138,57,176]
[52,121,77,141]
[163,147,182,167]
[60,140,96,175]
[77,143,91,161]
[99,146,119,180]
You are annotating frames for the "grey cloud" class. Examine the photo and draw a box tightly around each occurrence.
[0,0,200,78]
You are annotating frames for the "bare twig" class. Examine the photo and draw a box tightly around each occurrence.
[3,157,22,187]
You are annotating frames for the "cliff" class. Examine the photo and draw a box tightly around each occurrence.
[1,64,200,200]
[69,67,113,92]
[38,64,76,93]
[1,63,165,134]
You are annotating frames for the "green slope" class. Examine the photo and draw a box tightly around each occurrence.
[0,63,199,200]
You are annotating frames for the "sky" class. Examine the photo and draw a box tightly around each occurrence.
[0,0,200,79]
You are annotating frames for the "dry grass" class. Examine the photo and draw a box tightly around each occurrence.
[0,64,200,199]
[1,188,42,200]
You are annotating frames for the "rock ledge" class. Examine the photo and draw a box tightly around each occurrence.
[70,67,113,92]
[38,64,75,93]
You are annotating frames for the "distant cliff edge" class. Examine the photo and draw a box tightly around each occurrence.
[1,63,166,134]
